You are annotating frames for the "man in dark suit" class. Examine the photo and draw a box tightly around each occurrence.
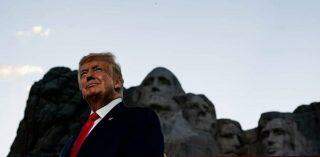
[60,52,164,157]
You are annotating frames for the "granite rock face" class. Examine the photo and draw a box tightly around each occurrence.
[8,66,320,156]
[293,102,320,153]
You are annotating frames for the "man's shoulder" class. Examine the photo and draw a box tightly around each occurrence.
[123,104,156,117]
[120,103,160,124]
[124,104,153,112]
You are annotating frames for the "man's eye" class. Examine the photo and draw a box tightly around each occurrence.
[80,72,87,77]
[94,67,103,72]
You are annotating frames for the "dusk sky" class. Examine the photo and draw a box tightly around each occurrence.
[1,0,320,156]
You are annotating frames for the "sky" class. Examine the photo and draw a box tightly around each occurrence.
[1,0,320,156]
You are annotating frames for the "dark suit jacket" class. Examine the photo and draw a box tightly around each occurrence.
[60,102,164,157]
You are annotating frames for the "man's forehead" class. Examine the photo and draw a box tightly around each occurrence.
[80,60,109,69]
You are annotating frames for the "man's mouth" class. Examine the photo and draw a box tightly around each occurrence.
[86,83,99,88]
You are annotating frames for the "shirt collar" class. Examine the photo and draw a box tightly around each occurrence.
[91,98,122,119]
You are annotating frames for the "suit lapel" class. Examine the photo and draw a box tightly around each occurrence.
[102,101,126,122]
[77,102,126,155]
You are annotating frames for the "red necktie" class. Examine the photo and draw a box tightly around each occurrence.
[70,112,100,157]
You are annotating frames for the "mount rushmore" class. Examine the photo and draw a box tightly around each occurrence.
[8,66,320,156]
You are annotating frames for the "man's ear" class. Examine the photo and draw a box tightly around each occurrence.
[114,78,122,91]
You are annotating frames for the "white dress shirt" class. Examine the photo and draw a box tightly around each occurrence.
[88,98,122,134]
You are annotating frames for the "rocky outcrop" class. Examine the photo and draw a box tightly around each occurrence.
[293,102,320,153]
[8,67,89,157]
[8,66,320,156]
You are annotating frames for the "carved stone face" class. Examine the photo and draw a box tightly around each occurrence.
[217,122,242,156]
[260,118,294,156]
[178,94,216,131]
[137,67,184,111]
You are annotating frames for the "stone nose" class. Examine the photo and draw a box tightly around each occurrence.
[266,133,276,146]
[150,78,160,92]
[151,87,160,92]
[231,136,240,147]
[151,78,160,86]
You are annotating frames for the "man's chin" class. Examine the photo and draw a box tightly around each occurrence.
[84,92,101,99]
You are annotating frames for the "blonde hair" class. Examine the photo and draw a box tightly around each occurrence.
[78,52,124,94]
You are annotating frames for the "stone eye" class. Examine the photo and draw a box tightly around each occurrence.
[273,128,285,136]
[260,130,270,139]
[142,77,154,86]
[158,76,171,86]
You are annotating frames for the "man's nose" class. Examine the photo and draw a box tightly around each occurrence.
[86,76,95,82]
[86,70,95,81]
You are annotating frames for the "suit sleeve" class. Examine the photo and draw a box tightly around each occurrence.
[122,109,164,157]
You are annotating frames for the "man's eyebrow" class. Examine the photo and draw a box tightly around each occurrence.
[92,65,100,69]
[80,68,88,72]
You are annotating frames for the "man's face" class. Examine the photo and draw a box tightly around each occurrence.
[260,118,292,156]
[217,123,241,156]
[79,60,118,100]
